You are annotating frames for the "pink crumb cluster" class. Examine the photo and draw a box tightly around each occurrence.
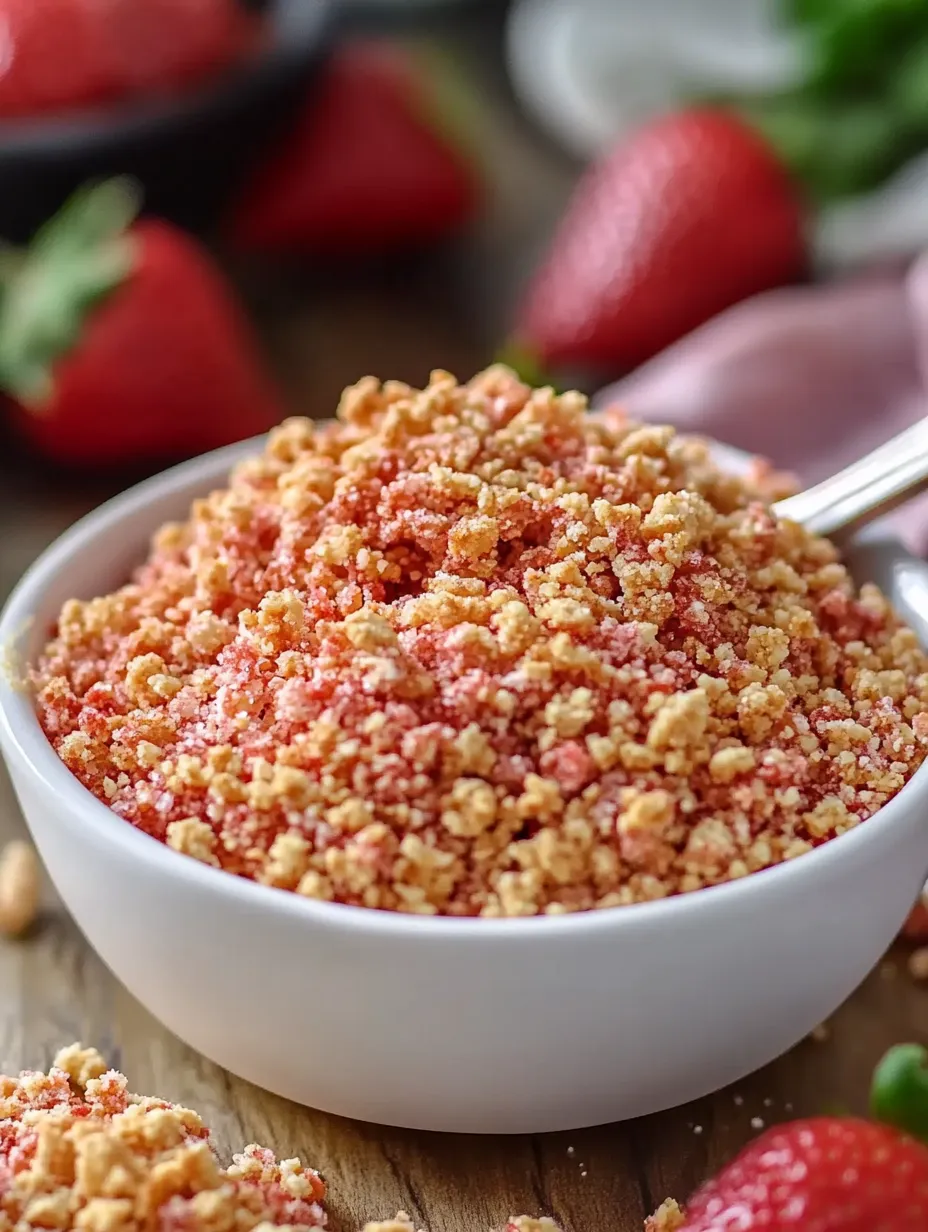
[32,366,928,916]
[0,1048,574,1232]
[0,1045,327,1232]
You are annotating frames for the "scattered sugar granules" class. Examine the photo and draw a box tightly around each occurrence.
[33,366,928,917]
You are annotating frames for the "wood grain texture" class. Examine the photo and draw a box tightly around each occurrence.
[0,14,926,1232]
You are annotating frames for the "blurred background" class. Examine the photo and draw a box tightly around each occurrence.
[8,0,928,584]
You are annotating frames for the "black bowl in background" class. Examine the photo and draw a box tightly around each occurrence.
[0,0,332,243]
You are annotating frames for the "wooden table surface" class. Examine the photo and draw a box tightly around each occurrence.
[0,7,926,1231]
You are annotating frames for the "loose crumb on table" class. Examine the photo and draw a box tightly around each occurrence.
[0,1045,328,1232]
[908,947,928,980]
[32,366,928,917]
[644,1199,685,1231]
[0,839,40,937]
[0,1048,576,1232]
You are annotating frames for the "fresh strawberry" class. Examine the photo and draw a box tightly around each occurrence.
[902,892,928,940]
[510,108,807,375]
[227,42,481,256]
[678,1045,928,1231]
[0,180,283,468]
[102,0,260,101]
[0,0,117,117]
[680,1118,928,1230]
[0,0,259,119]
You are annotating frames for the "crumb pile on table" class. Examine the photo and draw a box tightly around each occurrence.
[33,366,928,916]
[0,1047,573,1232]
[0,1045,327,1232]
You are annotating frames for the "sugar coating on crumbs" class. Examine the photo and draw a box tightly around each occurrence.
[0,1045,327,1232]
[0,1049,565,1232]
[33,367,928,916]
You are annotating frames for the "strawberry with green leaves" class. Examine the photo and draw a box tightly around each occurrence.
[227,42,481,257]
[674,1044,928,1231]
[0,180,283,468]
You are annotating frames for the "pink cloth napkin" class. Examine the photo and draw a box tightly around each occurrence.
[594,253,928,554]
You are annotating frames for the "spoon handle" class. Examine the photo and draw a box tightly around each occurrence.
[774,418,928,539]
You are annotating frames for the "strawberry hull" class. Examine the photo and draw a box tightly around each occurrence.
[15,221,282,468]
[0,186,284,470]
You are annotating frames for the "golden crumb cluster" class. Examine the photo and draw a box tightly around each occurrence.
[0,1045,327,1232]
[644,1201,685,1232]
[0,1049,569,1232]
[33,367,928,916]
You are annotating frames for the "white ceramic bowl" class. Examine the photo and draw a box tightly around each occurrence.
[2,438,928,1134]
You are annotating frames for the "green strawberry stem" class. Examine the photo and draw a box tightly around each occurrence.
[0,178,141,407]
[871,1044,928,1144]
[495,342,558,391]
[405,41,485,173]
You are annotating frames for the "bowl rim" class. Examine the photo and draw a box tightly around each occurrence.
[2,432,927,941]
[0,0,331,155]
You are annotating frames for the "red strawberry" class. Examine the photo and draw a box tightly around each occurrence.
[680,1118,928,1230]
[676,1045,928,1231]
[902,894,928,940]
[0,0,117,117]
[511,108,807,375]
[227,42,481,256]
[102,0,260,101]
[0,0,259,119]
[0,180,283,468]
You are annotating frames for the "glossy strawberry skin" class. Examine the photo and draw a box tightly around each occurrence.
[228,43,480,256]
[101,0,259,101]
[0,0,259,119]
[0,0,116,117]
[515,108,807,373]
[681,1117,928,1232]
[14,220,281,467]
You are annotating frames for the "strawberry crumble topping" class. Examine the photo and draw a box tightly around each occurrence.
[0,1045,326,1232]
[0,1047,565,1232]
[32,366,928,916]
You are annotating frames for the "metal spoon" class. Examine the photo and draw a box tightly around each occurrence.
[774,418,928,540]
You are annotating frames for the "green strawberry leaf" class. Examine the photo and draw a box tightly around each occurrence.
[802,0,928,96]
[871,1044,928,1145]
[404,41,485,174]
[892,34,928,136]
[495,343,559,392]
[0,178,141,407]
[781,0,835,26]
[732,93,914,202]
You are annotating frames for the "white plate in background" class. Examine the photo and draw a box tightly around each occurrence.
[505,0,802,161]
